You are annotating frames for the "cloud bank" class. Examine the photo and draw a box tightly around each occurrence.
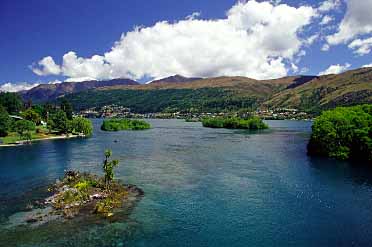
[0,80,61,92]
[31,0,316,81]
[0,82,40,92]
[318,63,351,76]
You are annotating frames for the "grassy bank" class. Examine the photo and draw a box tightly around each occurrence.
[0,126,56,144]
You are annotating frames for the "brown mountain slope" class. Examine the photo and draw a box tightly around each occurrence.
[149,75,202,84]
[99,75,311,99]
[264,67,372,112]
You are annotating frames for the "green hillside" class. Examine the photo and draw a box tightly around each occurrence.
[63,88,259,113]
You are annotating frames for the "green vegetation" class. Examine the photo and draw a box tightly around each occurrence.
[63,88,259,113]
[0,127,56,144]
[0,97,93,145]
[103,149,119,190]
[185,117,200,122]
[14,120,36,142]
[307,105,372,162]
[202,116,268,130]
[39,151,143,219]
[21,108,41,124]
[0,92,23,114]
[46,111,94,137]
[71,117,93,136]
[0,106,11,137]
[101,118,151,131]
[48,110,70,134]
[60,98,73,120]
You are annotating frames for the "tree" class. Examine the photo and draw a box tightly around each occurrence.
[47,119,54,134]
[61,99,73,120]
[103,150,119,190]
[21,108,41,125]
[0,92,23,114]
[50,110,69,134]
[14,120,35,142]
[0,106,11,137]
[32,105,44,119]
[43,103,55,122]
[72,117,93,136]
[308,105,372,162]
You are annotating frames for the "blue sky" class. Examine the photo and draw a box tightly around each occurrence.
[1,0,372,91]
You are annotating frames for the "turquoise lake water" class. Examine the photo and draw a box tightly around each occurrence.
[1,119,372,246]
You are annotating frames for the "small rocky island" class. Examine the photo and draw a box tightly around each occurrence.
[16,150,143,227]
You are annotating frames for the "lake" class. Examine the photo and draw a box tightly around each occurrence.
[1,119,372,246]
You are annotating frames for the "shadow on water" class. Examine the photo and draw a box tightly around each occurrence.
[308,156,372,186]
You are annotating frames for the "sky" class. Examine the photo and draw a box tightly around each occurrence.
[1,0,372,92]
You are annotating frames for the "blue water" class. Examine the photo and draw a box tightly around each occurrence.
[1,119,372,246]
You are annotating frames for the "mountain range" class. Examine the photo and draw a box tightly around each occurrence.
[20,67,372,113]
[21,78,139,103]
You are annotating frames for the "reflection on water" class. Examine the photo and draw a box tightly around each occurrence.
[1,119,372,246]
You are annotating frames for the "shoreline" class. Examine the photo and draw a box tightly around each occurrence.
[0,134,84,147]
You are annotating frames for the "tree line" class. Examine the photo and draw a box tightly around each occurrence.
[0,92,92,142]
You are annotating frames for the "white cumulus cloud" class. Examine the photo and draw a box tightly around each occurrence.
[0,82,40,92]
[31,0,316,81]
[31,56,61,76]
[348,37,372,56]
[320,15,334,25]
[363,63,372,68]
[318,0,341,12]
[327,0,372,45]
[318,63,351,76]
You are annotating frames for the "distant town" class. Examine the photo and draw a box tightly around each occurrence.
[76,104,313,121]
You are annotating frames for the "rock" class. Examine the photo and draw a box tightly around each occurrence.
[26,217,38,223]
[90,193,105,199]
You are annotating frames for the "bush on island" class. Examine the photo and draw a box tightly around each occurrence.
[101,118,151,131]
[307,105,372,162]
[202,116,268,130]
